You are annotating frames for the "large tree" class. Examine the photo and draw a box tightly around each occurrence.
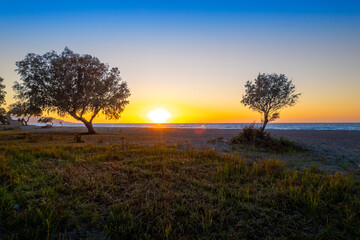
[241,73,300,132]
[0,77,8,125]
[14,48,130,134]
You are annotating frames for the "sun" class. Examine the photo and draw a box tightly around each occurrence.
[147,108,171,123]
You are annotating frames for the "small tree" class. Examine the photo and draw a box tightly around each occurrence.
[0,77,8,125]
[14,47,130,134]
[9,102,42,126]
[38,117,55,125]
[241,73,300,132]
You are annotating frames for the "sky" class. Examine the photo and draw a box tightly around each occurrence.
[0,0,359,123]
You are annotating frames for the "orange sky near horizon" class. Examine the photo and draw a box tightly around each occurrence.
[50,70,360,123]
[50,94,359,124]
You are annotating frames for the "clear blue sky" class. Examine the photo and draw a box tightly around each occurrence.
[1,1,360,15]
[0,0,359,122]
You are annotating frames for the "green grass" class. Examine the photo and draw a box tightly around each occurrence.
[0,132,359,239]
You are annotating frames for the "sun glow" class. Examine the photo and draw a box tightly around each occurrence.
[147,108,171,123]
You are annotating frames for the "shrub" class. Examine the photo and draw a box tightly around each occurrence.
[231,124,269,144]
[231,124,301,153]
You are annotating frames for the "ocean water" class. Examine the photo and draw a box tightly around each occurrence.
[43,123,360,130]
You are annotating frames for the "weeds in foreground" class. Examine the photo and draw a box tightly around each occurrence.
[0,133,358,239]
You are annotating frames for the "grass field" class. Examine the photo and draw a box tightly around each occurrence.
[0,132,359,239]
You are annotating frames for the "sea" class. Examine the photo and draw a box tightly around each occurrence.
[38,123,360,131]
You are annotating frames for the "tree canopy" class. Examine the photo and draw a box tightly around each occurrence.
[241,73,300,131]
[9,102,42,126]
[14,47,131,133]
[0,77,5,106]
[38,117,55,125]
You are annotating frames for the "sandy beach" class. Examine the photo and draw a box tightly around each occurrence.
[7,125,360,172]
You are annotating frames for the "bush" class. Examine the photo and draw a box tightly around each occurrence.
[231,124,269,144]
[231,124,302,153]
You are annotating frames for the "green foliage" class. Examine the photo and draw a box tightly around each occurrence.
[14,47,131,133]
[0,133,358,239]
[231,124,302,153]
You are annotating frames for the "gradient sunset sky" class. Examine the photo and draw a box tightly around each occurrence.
[0,0,359,123]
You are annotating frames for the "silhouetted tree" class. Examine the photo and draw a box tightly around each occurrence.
[14,48,130,134]
[9,102,42,126]
[38,117,55,125]
[241,73,300,132]
[0,77,5,106]
[0,77,8,125]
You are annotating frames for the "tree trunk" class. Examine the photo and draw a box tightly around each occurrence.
[5,112,11,125]
[260,114,268,132]
[20,118,26,126]
[81,119,96,134]
[24,116,30,126]
[69,112,97,134]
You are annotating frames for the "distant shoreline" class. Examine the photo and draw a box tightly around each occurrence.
[29,122,360,131]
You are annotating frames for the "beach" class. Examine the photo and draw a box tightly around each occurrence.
[9,125,360,172]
